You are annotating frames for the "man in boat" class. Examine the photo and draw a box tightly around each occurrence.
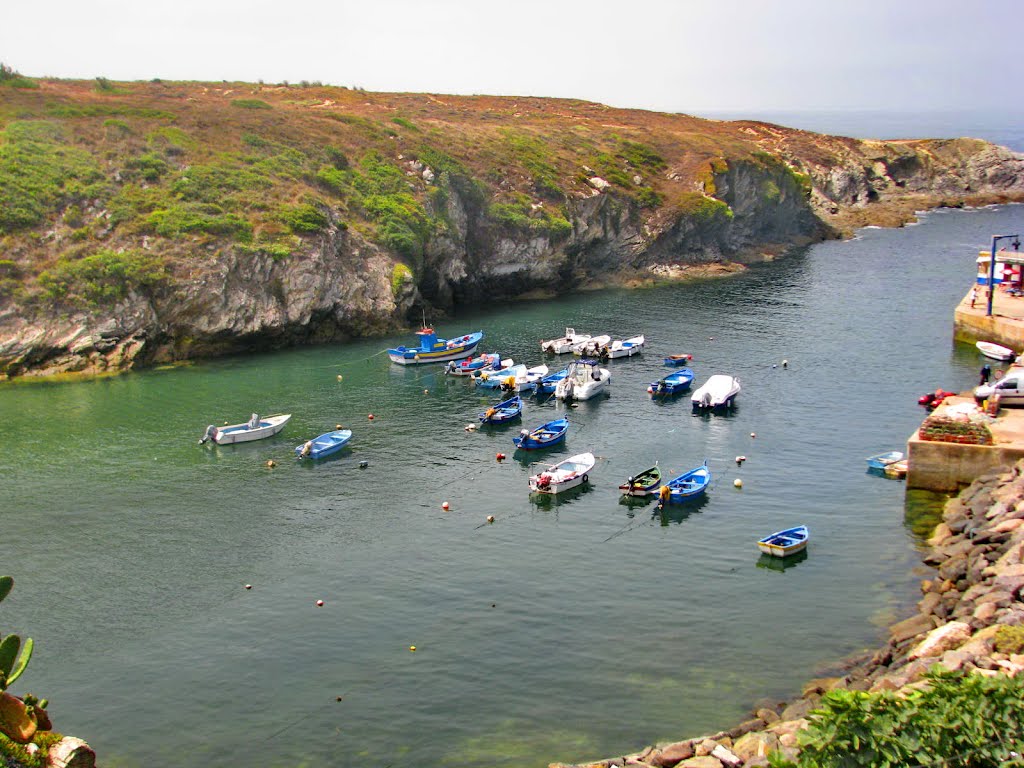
[980,364,992,385]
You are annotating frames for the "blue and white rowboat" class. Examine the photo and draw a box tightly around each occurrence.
[513,417,569,450]
[658,461,711,505]
[648,368,694,396]
[296,429,353,459]
[479,396,523,425]
[757,525,809,558]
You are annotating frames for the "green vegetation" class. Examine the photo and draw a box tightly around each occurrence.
[38,248,168,306]
[587,138,667,191]
[0,574,51,755]
[500,130,563,199]
[230,98,272,110]
[675,192,733,223]
[994,625,1024,655]
[392,116,420,132]
[278,203,328,233]
[489,193,572,237]
[0,63,36,90]
[770,668,1024,768]
[391,263,413,295]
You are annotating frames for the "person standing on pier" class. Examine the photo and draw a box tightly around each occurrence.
[970,285,978,308]
[980,364,992,385]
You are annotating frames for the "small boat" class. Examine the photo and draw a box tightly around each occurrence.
[529,452,595,494]
[513,417,569,450]
[296,429,353,459]
[866,450,904,471]
[573,334,611,357]
[664,354,693,367]
[479,396,523,425]
[976,341,1015,361]
[445,353,509,377]
[541,328,590,355]
[648,368,694,396]
[918,389,955,410]
[536,367,569,395]
[691,375,740,412]
[884,459,909,479]
[474,363,527,389]
[555,359,611,401]
[199,413,291,445]
[508,364,550,393]
[658,462,711,504]
[607,335,645,359]
[387,328,484,365]
[757,525,809,558]
[618,465,662,496]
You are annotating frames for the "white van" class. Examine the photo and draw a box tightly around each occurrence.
[975,373,1024,405]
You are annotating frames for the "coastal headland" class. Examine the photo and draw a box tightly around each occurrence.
[1,77,1024,378]
[552,462,1024,768]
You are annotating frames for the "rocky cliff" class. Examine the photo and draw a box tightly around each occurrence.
[1,79,1022,378]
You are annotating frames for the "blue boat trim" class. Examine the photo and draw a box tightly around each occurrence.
[480,396,523,424]
[387,328,484,365]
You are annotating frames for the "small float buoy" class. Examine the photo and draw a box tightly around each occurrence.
[224,421,229,425]
[266,460,276,468]
[359,460,369,469]
[750,432,756,439]
[409,645,417,652]
[368,413,375,420]
[734,478,743,488]
[735,455,746,465]
[442,501,450,511]
[782,360,788,368]
[424,389,429,394]
[486,515,495,524]
[336,696,343,702]
[491,604,496,608]
[496,452,505,461]
[335,424,343,430]
[337,374,343,382]
[772,364,777,369]
[316,599,324,607]
[709,337,714,341]
[245,584,252,590]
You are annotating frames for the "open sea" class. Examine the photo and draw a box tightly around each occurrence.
[1,114,1022,767]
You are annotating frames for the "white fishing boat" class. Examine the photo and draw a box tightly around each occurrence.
[691,375,741,412]
[541,327,590,355]
[554,359,611,401]
[976,341,1015,361]
[474,363,526,389]
[607,335,645,358]
[529,452,596,494]
[511,364,550,393]
[199,413,291,445]
[573,334,611,357]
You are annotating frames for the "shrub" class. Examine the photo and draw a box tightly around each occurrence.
[635,187,662,209]
[125,152,169,182]
[391,117,420,132]
[771,667,1024,768]
[230,99,272,110]
[674,192,733,223]
[94,76,117,92]
[391,263,413,294]
[38,249,168,305]
[278,203,328,233]
[994,625,1024,655]
[145,204,252,240]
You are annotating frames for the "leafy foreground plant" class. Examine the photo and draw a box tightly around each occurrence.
[769,667,1024,768]
[0,575,51,745]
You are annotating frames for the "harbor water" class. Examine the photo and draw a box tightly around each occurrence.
[2,203,1023,767]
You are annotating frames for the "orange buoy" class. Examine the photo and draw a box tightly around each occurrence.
[496,452,505,461]
[316,600,324,607]
[266,460,276,468]
[486,515,495,523]
[245,584,252,590]
[368,413,375,420]
[442,501,450,511]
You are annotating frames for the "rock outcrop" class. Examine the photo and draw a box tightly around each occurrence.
[550,460,1024,768]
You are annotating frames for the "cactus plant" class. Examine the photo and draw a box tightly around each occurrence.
[0,575,50,744]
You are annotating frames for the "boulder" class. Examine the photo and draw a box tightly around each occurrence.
[918,591,943,616]
[732,731,780,762]
[676,758,722,768]
[755,708,780,724]
[711,744,743,768]
[928,523,954,547]
[780,696,818,722]
[959,625,1001,656]
[889,613,937,644]
[802,677,844,696]
[974,601,998,623]
[909,621,972,660]
[694,739,718,757]
[46,737,96,768]
[652,742,694,767]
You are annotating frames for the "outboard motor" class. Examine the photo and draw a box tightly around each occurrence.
[199,425,217,445]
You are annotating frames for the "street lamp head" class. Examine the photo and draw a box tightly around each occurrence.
[1014,239,1021,251]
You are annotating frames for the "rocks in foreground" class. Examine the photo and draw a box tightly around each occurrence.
[552,460,1024,768]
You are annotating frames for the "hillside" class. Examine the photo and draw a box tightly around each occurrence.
[1,73,1023,378]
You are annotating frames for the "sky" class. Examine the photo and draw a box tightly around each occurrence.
[3,0,1023,120]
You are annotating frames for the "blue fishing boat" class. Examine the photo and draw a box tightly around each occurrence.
[387,328,483,365]
[536,367,569,395]
[445,352,506,376]
[648,368,694,396]
[658,461,711,505]
[664,354,693,367]
[295,429,353,459]
[866,450,904,471]
[479,396,523,425]
[513,417,569,450]
[474,363,526,389]
[757,525,809,558]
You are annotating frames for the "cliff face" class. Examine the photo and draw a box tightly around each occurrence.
[1,82,1023,378]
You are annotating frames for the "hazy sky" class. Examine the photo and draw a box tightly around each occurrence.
[3,0,1022,116]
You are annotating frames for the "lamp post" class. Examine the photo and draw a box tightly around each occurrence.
[987,233,1022,316]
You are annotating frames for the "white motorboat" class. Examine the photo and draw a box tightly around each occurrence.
[541,327,590,355]
[511,364,550,393]
[976,341,1015,361]
[607,335,645,359]
[573,334,611,357]
[529,452,596,494]
[199,413,291,445]
[691,375,741,412]
[554,359,611,401]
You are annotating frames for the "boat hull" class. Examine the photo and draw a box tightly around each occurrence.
[976,341,1014,361]
[659,464,711,504]
[513,418,569,450]
[757,526,809,558]
[210,414,291,445]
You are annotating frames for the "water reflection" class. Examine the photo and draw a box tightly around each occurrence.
[529,483,593,509]
[756,549,809,572]
[904,489,954,545]
[654,493,709,525]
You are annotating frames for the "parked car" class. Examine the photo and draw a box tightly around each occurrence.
[975,373,1024,405]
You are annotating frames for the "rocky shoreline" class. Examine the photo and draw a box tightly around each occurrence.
[552,461,1024,768]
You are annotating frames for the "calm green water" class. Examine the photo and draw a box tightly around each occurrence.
[2,204,1021,767]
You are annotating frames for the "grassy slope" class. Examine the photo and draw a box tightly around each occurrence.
[0,76,812,310]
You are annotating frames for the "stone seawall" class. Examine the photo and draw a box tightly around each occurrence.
[552,462,1024,768]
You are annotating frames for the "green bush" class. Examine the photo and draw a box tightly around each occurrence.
[38,249,168,305]
[392,117,420,132]
[145,204,253,240]
[231,99,272,110]
[278,203,328,233]
[125,152,169,182]
[0,63,37,90]
[994,625,1024,655]
[391,263,413,294]
[675,192,733,223]
[770,668,1024,768]
[635,187,662,209]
